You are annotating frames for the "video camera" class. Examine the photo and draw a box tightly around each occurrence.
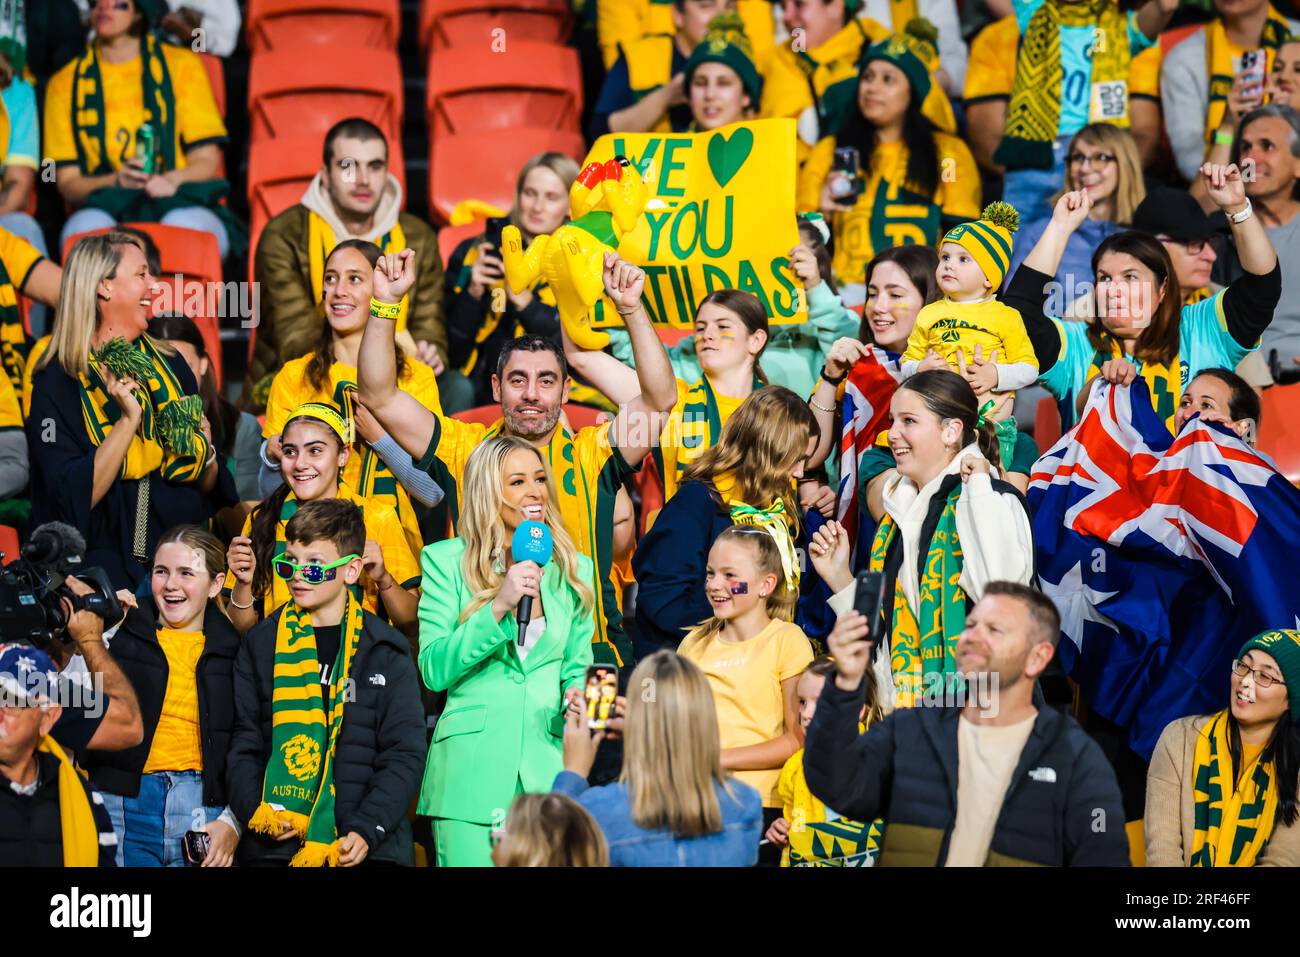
[0,522,122,648]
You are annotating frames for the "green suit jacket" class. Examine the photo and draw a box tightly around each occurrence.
[416,538,595,823]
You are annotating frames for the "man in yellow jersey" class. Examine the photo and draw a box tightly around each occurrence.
[359,250,678,668]
[591,0,735,138]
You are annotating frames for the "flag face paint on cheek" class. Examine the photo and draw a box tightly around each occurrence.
[730,581,749,595]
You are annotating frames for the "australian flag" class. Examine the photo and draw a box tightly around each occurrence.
[1028,380,1300,759]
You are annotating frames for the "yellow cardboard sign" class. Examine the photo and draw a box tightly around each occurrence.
[584,118,807,329]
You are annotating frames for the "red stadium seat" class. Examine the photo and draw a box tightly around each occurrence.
[635,454,664,539]
[0,524,17,564]
[247,0,400,53]
[427,41,582,139]
[657,328,692,347]
[1034,395,1062,455]
[247,133,406,269]
[197,52,226,118]
[1159,22,1203,55]
[63,224,226,388]
[429,127,585,225]
[1258,383,1300,484]
[437,221,487,268]
[420,0,571,53]
[247,48,403,144]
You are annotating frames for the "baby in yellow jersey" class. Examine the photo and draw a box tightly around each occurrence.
[901,202,1038,400]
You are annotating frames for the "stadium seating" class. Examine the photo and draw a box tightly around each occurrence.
[198,52,226,118]
[635,456,664,539]
[246,0,401,53]
[63,225,227,389]
[437,222,487,268]
[0,524,17,564]
[426,41,583,139]
[1258,383,1300,484]
[420,0,571,53]
[1034,395,1063,455]
[429,128,585,224]
[247,48,404,143]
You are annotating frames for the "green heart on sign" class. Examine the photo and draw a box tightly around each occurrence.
[706,127,753,188]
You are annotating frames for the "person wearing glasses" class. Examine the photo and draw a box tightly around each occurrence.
[223,402,420,637]
[1146,630,1300,866]
[1006,123,1146,313]
[226,498,426,867]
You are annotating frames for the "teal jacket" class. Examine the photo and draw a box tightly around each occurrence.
[416,538,595,823]
[605,287,858,400]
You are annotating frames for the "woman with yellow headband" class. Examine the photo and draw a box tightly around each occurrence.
[633,385,819,660]
[678,524,816,864]
[224,402,421,637]
[260,239,444,559]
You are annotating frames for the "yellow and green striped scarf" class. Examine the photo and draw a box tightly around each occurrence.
[70,32,177,175]
[79,336,207,482]
[247,592,364,867]
[868,482,966,709]
[1190,709,1279,867]
[0,254,26,398]
[995,0,1131,170]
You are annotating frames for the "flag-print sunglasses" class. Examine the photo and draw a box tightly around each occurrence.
[272,554,359,584]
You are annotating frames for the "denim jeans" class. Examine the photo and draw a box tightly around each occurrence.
[60,205,230,259]
[999,136,1070,223]
[101,770,223,867]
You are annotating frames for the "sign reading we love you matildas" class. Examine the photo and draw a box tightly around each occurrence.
[584,118,807,330]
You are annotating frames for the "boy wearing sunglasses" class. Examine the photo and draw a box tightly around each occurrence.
[226,498,426,867]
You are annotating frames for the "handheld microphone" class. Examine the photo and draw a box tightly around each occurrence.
[510,521,554,646]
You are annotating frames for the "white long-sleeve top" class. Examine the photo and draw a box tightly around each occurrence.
[827,442,1034,712]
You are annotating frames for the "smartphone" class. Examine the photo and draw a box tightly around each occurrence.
[853,570,888,644]
[584,664,619,731]
[830,146,863,202]
[1240,49,1267,101]
[182,829,210,866]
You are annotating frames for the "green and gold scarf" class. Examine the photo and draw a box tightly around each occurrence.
[1086,339,1181,433]
[994,0,1131,170]
[70,31,177,175]
[653,374,761,501]
[247,592,364,867]
[1190,709,1279,867]
[0,254,26,397]
[868,482,966,708]
[80,336,207,482]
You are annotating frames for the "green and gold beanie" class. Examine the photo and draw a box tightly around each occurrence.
[684,12,763,106]
[1237,630,1300,719]
[942,201,1020,290]
[858,18,941,104]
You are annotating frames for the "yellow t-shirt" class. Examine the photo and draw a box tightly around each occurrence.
[902,297,1038,372]
[963,16,1161,109]
[597,0,775,70]
[0,367,22,430]
[142,628,206,774]
[0,225,45,400]
[417,414,636,665]
[224,482,421,620]
[44,42,227,174]
[800,135,981,288]
[19,333,47,421]
[678,618,814,806]
[654,376,748,505]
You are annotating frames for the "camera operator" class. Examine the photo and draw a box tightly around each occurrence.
[47,576,143,756]
[0,643,118,866]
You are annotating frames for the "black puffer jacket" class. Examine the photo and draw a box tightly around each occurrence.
[0,751,118,867]
[227,607,426,866]
[804,678,1129,866]
[80,603,239,806]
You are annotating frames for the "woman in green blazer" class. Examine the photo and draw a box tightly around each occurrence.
[417,435,596,866]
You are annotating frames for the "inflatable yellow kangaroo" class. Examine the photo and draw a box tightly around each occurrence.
[501,155,651,351]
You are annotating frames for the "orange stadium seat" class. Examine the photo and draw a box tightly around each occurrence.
[427,41,582,139]
[1258,383,1300,484]
[247,48,403,143]
[0,524,17,564]
[247,133,406,267]
[429,127,585,224]
[247,0,401,53]
[1159,22,1204,55]
[1034,395,1063,455]
[635,455,664,539]
[420,0,571,53]
[63,225,226,388]
[437,221,487,267]
[198,52,226,118]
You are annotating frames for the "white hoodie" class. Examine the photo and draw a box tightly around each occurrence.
[829,442,1034,711]
[300,170,405,246]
